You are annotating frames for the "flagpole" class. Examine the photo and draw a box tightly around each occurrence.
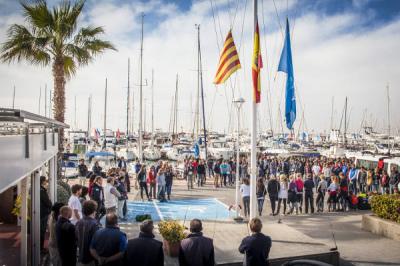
[250,0,258,220]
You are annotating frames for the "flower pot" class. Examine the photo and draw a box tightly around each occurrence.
[163,239,180,257]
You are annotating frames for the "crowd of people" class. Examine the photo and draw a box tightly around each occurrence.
[42,172,272,266]
[37,152,399,265]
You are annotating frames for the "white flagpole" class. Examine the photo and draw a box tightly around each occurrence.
[250,0,258,220]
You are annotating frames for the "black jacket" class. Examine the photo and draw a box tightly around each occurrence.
[304,179,315,194]
[239,232,272,266]
[40,186,52,219]
[56,217,77,266]
[267,179,280,197]
[124,232,164,266]
[78,164,88,177]
[179,232,215,266]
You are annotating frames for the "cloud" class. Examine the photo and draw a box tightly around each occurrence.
[0,0,399,135]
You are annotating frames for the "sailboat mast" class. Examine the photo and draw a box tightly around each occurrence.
[344,97,348,147]
[175,74,179,136]
[12,85,16,109]
[127,58,130,137]
[330,96,334,130]
[87,95,92,136]
[38,86,42,114]
[45,84,47,117]
[74,95,77,129]
[138,13,144,162]
[387,84,391,154]
[104,78,107,138]
[151,69,154,147]
[195,25,201,140]
[197,25,208,160]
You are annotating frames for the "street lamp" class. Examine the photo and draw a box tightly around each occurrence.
[233,97,245,222]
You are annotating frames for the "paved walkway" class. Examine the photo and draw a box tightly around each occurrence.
[126,177,400,266]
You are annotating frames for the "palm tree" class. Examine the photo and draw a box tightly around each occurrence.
[0,0,115,148]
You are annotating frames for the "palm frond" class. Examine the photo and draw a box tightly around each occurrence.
[0,24,51,66]
[55,0,85,41]
[21,0,54,30]
[63,55,77,79]
[74,26,105,44]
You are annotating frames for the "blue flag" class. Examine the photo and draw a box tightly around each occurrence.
[278,19,296,130]
[194,143,200,158]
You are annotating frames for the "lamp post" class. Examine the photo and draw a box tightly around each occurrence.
[233,97,245,222]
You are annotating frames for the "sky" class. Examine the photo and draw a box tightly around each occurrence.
[0,0,400,136]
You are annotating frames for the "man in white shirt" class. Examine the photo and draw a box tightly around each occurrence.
[312,163,321,187]
[68,184,83,225]
[104,176,121,214]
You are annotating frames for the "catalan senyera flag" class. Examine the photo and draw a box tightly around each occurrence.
[214,30,241,84]
[252,21,263,103]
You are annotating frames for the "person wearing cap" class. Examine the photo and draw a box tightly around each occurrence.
[124,220,164,266]
[179,219,215,266]
[239,218,272,266]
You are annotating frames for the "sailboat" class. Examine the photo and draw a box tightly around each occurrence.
[117,58,138,161]
[143,69,161,161]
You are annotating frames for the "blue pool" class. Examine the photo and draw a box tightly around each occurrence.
[125,198,235,222]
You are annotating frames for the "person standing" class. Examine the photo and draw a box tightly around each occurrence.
[358,167,367,194]
[197,160,206,187]
[240,178,251,218]
[277,175,288,215]
[295,174,304,213]
[179,219,215,266]
[92,161,103,177]
[304,174,315,214]
[220,160,230,187]
[389,166,399,194]
[90,213,127,266]
[288,175,299,215]
[116,175,128,221]
[76,200,100,266]
[348,164,358,194]
[165,165,174,200]
[239,218,272,266]
[327,176,339,212]
[40,176,52,252]
[207,158,214,178]
[213,160,221,188]
[147,166,157,199]
[316,175,328,212]
[56,206,77,266]
[267,175,279,216]
[256,178,267,216]
[118,156,127,169]
[104,177,121,214]
[90,176,106,222]
[78,159,89,186]
[138,165,150,201]
[312,162,321,188]
[124,220,164,266]
[338,173,349,212]
[156,167,167,202]
[48,202,65,266]
[68,184,83,225]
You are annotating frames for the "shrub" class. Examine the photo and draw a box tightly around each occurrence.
[57,185,70,204]
[57,180,71,196]
[158,220,185,243]
[370,194,400,223]
[135,214,152,222]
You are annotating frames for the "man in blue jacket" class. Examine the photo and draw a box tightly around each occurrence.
[239,218,272,266]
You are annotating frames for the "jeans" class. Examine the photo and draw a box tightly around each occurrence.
[305,192,314,214]
[222,173,228,186]
[228,173,234,185]
[149,183,156,198]
[157,185,166,200]
[389,184,396,194]
[349,180,357,194]
[257,198,265,216]
[208,167,214,177]
[242,196,250,217]
[166,183,172,198]
[297,193,303,211]
[316,191,325,211]
[139,181,149,200]
[197,174,205,187]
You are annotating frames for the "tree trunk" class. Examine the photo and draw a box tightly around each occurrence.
[52,57,66,181]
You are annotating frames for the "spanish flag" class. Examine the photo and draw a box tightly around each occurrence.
[214,30,241,84]
[252,21,262,103]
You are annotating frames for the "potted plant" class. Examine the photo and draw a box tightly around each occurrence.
[158,220,185,257]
